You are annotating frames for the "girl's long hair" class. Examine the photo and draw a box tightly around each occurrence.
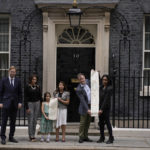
[43,92,51,101]
[55,81,68,93]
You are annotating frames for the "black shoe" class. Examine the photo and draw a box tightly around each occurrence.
[79,139,84,143]
[1,139,6,145]
[106,136,114,144]
[84,138,93,142]
[9,138,18,143]
[97,137,105,143]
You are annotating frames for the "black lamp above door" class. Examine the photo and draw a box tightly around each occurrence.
[67,0,83,27]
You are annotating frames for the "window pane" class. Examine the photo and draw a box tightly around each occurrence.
[0,54,9,69]
[0,17,9,52]
[0,34,9,51]
[0,70,8,79]
[145,33,150,50]
[144,70,150,86]
[144,52,150,68]
[0,18,9,33]
[145,16,150,32]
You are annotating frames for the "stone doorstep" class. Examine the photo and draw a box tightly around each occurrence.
[36,122,108,136]
[37,127,108,136]
[37,124,108,136]
[37,130,108,136]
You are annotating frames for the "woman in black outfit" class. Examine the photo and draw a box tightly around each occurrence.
[97,74,114,144]
[24,75,42,142]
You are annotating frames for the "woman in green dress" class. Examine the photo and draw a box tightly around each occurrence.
[40,92,53,142]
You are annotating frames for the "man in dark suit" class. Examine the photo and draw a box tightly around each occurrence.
[0,66,22,145]
[76,73,92,143]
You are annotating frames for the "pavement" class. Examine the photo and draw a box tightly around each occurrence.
[0,125,150,150]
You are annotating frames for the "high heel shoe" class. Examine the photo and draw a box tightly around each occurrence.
[55,139,59,142]
[106,136,114,144]
[62,139,65,142]
[97,136,105,143]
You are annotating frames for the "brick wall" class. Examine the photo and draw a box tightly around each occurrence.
[109,0,150,123]
[0,0,43,87]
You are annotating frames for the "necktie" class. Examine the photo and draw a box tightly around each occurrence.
[11,78,14,87]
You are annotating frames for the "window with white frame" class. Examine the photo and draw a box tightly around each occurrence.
[0,15,10,79]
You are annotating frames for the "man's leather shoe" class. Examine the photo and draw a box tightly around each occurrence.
[9,138,18,143]
[79,139,84,143]
[1,139,6,145]
[84,138,93,142]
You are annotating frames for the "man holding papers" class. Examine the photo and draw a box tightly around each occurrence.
[76,73,92,143]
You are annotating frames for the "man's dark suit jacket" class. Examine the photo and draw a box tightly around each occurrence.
[76,79,90,115]
[99,85,112,111]
[0,77,22,109]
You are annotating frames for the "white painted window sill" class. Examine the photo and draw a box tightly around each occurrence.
[140,86,150,96]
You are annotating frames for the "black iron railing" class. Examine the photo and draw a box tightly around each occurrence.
[111,72,150,128]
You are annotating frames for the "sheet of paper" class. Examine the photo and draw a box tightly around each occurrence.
[91,70,99,117]
[48,98,58,120]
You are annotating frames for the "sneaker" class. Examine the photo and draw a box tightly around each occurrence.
[40,138,44,142]
[46,138,50,143]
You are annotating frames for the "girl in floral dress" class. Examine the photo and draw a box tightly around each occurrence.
[40,92,53,142]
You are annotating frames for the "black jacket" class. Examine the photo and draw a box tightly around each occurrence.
[0,77,22,109]
[24,84,42,110]
[99,85,112,111]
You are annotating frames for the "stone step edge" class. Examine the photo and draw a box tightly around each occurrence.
[37,131,108,136]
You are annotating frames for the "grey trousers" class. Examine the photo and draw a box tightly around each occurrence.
[79,114,91,140]
[27,101,40,138]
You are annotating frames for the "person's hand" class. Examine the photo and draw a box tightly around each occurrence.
[98,70,101,74]
[99,110,103,115]
[18,103,22,109]
[0,104,3,108]
[87,109,91,116]
[58,97,62,102]
[45,116,49,120]
[26,109,30,114]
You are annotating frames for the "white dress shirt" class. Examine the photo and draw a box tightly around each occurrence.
[9,76,15,86]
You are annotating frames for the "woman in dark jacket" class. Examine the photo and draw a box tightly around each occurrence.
[24,75,42,142]
[97,74,114,144]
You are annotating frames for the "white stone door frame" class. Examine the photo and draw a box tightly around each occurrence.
[42,12,110,95]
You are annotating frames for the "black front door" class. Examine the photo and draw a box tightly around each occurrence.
[57,47,95,122]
